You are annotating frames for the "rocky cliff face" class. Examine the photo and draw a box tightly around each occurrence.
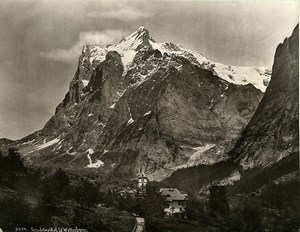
[230,24,299,170]
[10,27,270,180]
[160,24,299,193]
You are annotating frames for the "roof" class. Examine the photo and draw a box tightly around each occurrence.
[160,188,187,201]
[138,174,148,180]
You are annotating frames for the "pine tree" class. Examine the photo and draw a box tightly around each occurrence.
[209,185,229,217]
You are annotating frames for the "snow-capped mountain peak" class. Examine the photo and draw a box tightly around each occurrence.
[79,26,152,71]
[115,26,151,51]
[79,26,270,92]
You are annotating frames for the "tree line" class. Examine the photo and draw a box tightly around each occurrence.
[0,148,299,232]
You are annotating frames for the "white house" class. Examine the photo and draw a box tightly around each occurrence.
[160,188,188,216]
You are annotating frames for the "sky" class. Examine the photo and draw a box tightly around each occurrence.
[0,0,298,140]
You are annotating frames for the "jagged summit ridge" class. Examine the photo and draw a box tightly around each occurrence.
[119,26,152,46]
[78,26,271,92]
[80,26,152,71]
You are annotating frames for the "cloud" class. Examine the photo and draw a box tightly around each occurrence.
[88,7,152,21]
[0,61,13,66]
[41,30,127,62]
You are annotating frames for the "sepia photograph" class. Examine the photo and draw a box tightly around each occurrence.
[0,0,299,231]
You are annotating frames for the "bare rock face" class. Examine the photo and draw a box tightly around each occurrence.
[95,60,262,180]
[230,24,299,169]
[156,25,299,194]
[10,27,269,180]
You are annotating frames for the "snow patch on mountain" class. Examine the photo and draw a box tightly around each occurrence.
[121,50,137,67]
[85,148,104,168]
[22,139,35,145]
[86,148,94,155]
[127,106,134,125]
[110,103,116,109]
[143,111,151,116]
[88,46,107,64]
[127,118,134,125]
[36,138,60,150]
[82,80,89,87]
[216,170,241,186]
[117,90,126,97]
[212,64,271,92]
[149,41,271,92]
[67,147,77,155]
[87,159,104,168]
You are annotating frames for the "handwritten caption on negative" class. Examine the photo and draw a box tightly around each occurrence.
[15,228,88,232]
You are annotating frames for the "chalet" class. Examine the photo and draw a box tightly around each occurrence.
[137,173,148,188]
[160,188,188,216]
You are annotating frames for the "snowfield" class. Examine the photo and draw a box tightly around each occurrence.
[149,40,271,92]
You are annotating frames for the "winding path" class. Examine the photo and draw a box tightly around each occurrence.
[133,217,145,232]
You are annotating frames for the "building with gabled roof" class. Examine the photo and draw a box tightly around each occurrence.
[160,188,187,216]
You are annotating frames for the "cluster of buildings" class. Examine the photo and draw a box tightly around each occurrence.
[138,173,188,217]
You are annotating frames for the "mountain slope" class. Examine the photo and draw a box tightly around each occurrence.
[230,24,299,169]
[5,27,270,180]
[164,24,299,193]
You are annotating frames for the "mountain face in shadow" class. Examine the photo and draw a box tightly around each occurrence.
[230,24,299,170]
[164,25,299,193]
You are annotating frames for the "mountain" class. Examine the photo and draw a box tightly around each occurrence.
[227,24,299,192]
[230,24,299,169]
[164,24,299,193]
[5,27,270,181]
